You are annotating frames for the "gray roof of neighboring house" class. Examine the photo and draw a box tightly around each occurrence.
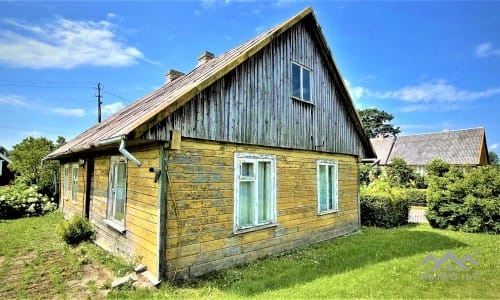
[371,127,488,166]
[0,152,11,164]
[370,137,395,165]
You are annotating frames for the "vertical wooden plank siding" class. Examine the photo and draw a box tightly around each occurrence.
[143,22,365,158]
[165,138,359,279]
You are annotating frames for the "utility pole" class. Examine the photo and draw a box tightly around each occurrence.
[96,83,102,123]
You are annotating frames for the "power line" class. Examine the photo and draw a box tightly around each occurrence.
[103,91,133,104]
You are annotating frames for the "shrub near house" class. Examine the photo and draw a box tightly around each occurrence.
[426,161,500,233]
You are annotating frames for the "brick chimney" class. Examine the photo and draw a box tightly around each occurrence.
[197,51,215,66]
[166,69,184,84]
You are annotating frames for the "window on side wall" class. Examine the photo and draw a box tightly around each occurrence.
[291,62,312,102]
[71,164,78,203]
[317,160,338,213]
[107,157,128,231]
[234,153,276,231]
[63,164,69,200]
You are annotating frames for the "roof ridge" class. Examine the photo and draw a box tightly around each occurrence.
[398,127,484,138]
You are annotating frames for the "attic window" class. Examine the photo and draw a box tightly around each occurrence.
[291,62,312,102]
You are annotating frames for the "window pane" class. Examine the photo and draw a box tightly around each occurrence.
[72,167,78,201]
[319,165,327,211]
[114,162,127,222]
[257,162,271,223]
[238,181,254,227]
[292,63,301,98]
[241,162,253,177]
[303,68,311,101]
[328,166,334,209]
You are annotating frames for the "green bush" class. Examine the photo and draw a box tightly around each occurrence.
[405,188,427,205]
[426,165,500,234]
[359,164,381,186]
[56,215,95,245]
[360,180,410,228]
[0,182,57,218]
[386,158,416,187]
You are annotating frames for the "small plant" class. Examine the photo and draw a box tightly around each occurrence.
[56,215,95,245]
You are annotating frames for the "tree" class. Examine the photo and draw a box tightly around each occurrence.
[8,136,65,196]
[489,151,499,165]
[358,108,400,138]
[385,157,415,187]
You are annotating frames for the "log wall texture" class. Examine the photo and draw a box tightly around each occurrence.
[165,138,359,279]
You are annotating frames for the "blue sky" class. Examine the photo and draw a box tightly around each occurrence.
[1,1,499,155]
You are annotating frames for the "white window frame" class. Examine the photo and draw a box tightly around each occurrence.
[317,160,339,214]
[106,156,128,233]
[291,61,313,103]
[63,164,69,200]
[71,164,78,203]
[234,153,277,232]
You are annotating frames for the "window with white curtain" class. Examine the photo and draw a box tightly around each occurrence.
[317,160,338,213]
[107,157,127,227]
[234,153,276,231]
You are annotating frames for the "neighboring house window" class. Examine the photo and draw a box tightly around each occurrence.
[107,157,128,228]
[317,160,338,213]
[291,62,312,102]
[63,164,69,200]
[71,164,78,203]
[234,153,276,231]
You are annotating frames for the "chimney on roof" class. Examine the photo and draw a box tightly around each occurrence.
[197,51,215,66]
[166,69,184,84]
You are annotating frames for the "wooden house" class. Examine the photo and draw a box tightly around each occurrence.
[371,127,489,174]
[46,7,375,282]
[0,147,13,186]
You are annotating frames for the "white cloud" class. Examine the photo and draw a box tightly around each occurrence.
[349,79,500,112]
[491,143,499,150]
[193,9,202,16]
[51,108,86,117]
[102,101,125,116]
[373,80,500,103]
[476,42,500,58]
[25,130,42,138]
[0,17,152,69]
[0,94,27,106]
[344,79,366,100]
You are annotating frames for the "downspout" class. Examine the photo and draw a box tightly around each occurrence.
[99,135,142,167]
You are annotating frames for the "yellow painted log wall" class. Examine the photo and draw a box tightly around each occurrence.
[59,162,85,218]
[165,138,359,279]
[59,145,161,279]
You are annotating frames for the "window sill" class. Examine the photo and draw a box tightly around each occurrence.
[318,209,340,216]
[233,223,277,235]
[104,219,126,233]
[291,96,314,105]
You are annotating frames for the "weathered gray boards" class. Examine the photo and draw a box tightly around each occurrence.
[143,22,367,157]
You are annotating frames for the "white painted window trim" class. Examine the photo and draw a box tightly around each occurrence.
[291,61,313,103]
[71,164,78,204]
[0,159,3,176]
[63,164,69,201]
[106,156,128,232]
[233,153,277,233]
[317,160,339,214]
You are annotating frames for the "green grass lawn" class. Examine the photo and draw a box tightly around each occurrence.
[0,213,498,299]
[0,212,131,299]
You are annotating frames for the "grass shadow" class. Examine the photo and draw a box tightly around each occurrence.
[182,226,467,296]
